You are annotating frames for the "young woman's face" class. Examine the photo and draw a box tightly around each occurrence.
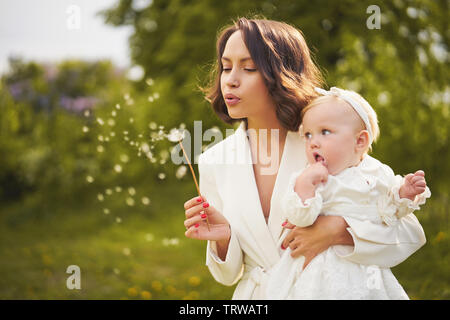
[302,99,364,175]
[220,31,275,120]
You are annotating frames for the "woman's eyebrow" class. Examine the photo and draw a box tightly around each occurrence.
[221,56,253,62]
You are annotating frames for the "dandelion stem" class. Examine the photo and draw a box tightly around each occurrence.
[178,141,211,231]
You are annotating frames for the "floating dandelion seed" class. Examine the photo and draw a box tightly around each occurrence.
[82,126,89,133]
[148,96,154,102]
[111,110,117,117]
[129,117,134,123]
[108,119,115,126]
[97,145,105,153]
[97,194,104,202]
[97,118,104,126]
[120,154,129,163]
[115,103,121,110]
[128,187,136,196]
[84,110,90,117]
[141,197,150,205]
[103,208,110,215]
[176,166,187,179]
[86,176,94,183]
[104,137,110,142]
[114,164,123,173]
[115,186,122,193]
[105,188,113,195]
[98,135,104,142]
[158,173,166,180]
[145,233,154,242]
[149,122,157,130]
[116,217,122,223]
[146,78,154,86]
[126,197,135,206]
[110,132,116,137]
[122,248,131,256]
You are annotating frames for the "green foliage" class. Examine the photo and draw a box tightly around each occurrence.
[100,0,449,193]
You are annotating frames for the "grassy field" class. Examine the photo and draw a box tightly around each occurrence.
[0,187,448,300]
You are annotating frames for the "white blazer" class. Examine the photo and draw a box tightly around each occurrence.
[198,121,426,300]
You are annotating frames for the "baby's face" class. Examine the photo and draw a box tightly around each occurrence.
[301,99,364,175]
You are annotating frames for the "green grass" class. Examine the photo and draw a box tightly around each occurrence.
[0,190,448,299]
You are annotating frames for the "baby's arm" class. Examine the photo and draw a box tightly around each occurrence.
[282,162,328,228]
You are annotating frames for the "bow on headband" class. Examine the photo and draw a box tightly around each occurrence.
[314,87,374,144]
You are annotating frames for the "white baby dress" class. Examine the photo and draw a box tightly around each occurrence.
[265,155,431,300]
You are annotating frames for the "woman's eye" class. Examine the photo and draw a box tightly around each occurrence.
[322,129,331,135]
[244,68,257,72]
[222,68,231,72]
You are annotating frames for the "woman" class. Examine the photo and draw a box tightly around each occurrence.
[183,17,426,299]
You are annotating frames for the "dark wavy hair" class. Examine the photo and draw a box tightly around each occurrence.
[201,17,324,131]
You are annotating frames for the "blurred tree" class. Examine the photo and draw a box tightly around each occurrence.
[99,0,449,193]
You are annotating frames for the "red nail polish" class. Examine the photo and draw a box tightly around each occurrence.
[196,197,202,202]
[281,244,286,250]
[194,223,199,228]
[202,202,209,208]
[282,221,287,227]
[201,213,207,219]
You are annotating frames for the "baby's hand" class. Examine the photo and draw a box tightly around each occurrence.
[299,162,329,187]
[399,170,427,201]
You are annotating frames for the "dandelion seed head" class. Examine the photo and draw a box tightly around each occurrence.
[146,78,154,86]
[86,176,94,183]
[149,122,157,130]
[145,233,154,242]
[103,208,110,215]
[115,186,122,193]
[115,103,121,110]
[105,188,113,195]
[114,164,123,173]
[82,126,89,133]
[128,187,136,196]
[116,217,122,223]
[108,119,116,126]
[122,248,131,256]
[158,173,166,180]
[97,194,104,201]
[120,154,129,163]
[97,118,104,126]
[167,128,186,142]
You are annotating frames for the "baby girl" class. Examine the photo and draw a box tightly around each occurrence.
[265,87,431,299]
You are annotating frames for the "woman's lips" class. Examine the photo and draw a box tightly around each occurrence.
[224,94,241,106]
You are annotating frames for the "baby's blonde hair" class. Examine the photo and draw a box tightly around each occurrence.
[301,89,380,154]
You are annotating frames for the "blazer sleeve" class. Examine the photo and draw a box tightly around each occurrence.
[333,164,427,268]
[334,213,426,267]
[198,153,244,286]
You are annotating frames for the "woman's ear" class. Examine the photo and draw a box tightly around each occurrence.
[355,130,370,152]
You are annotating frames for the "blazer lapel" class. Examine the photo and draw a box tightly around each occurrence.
[232,122,280,267]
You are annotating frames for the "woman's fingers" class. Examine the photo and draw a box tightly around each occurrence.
[183,196,204,211]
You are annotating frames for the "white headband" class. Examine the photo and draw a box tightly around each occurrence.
[314,87,374,143]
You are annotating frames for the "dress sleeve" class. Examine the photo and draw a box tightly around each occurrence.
[198,153,244,286]
[282,170,323,227]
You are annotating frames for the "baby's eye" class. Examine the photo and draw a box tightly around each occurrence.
[304,132,312,139]
[322,129,331,135]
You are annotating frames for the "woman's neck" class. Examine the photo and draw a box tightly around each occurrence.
[246,116,288,168]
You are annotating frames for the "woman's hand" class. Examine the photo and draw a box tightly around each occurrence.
[281,215,354,268]
[184,196,231,242]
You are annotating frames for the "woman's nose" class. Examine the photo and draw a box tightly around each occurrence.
[225,71,239,87]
